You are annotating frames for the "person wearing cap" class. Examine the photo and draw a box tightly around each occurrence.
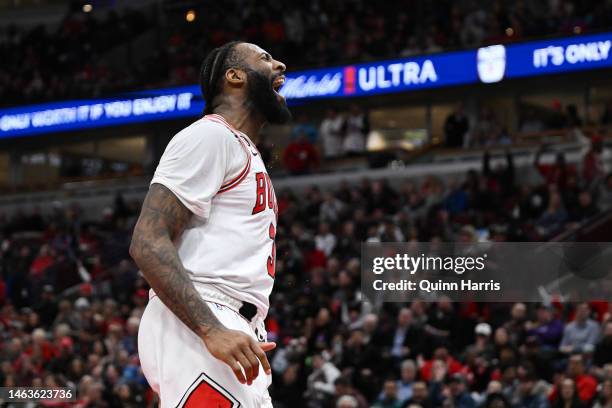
[466,323,494,360]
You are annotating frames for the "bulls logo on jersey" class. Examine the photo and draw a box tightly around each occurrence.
[252,172,278,217]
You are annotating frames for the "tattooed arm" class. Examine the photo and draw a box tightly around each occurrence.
[129,183,274,384]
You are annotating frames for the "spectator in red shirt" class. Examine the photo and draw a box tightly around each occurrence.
[550,354,598,404]
[534,145,575,190]
[30,245,55,279]
[420,346,464,382]
[283,133,320,175]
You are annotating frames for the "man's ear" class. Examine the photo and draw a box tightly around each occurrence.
[225,68,245,86]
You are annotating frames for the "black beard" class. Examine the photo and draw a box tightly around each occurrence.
[245,69,292,124]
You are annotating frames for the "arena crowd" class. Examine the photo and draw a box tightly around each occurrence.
[1,143,611,406]
[2,0,612,106]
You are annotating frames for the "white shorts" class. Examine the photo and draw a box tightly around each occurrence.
[138,295,273,408]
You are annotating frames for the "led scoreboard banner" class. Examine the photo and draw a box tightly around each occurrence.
[1,32,611,139]
[280,31,612,99]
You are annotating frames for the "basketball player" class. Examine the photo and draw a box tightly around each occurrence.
[130,41,291,407]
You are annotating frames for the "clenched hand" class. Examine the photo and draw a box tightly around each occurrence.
[203,327,276,385]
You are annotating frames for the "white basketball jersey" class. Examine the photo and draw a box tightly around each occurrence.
[150,114,277,318]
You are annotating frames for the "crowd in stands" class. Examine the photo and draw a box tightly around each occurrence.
[279,105,370,175]
[3,0,612,106]
[1,138,611,406]
[0,5,153,107]
[444,102,612,149]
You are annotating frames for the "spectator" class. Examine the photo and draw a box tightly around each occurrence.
[447,373,478,408]
[470,107,500,147]
[536,191,568,238]
[389,359,417,403]
[334,376,369,408]
[534,146,575,190]
[516,372,550,408]
[283,133,320,175]
[466,322,494,359]
[527,305,564,350]
[320,107,346,159]
[343,104,370,155]
[569,189,599,223]
[314,222,336,257]
[305,353,341,405]
[337,395,359,408]
[593,321,612,368]
[592,378,612,408]
[552,378,584,408]
[375,308,423,364]
[374,379,404,408]
[444,104,470,148]
[582,136,606,189]
[290,113,318,144]
[402,381,433,408]
[320,192,345,224]
[482,392,512,408]
[598,173,612,211]
[560,354,598,404]
[559,303,601,354]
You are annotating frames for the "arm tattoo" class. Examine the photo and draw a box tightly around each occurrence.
[130,183,223,338]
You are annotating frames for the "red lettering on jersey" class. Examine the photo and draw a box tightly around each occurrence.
[267,223,276,278]
[252,172,277,219]
[252,173,267,214]
[266,174,273,209]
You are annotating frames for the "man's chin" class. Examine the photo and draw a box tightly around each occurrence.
[265,101,292,124]
[267,106,292,124]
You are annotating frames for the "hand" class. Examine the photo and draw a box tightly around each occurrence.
[203,327,276,385]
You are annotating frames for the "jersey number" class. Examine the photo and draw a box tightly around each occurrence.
[252,172,277,279]
[267,223,276,278]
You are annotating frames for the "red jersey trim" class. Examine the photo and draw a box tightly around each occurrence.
[203,115,252,195]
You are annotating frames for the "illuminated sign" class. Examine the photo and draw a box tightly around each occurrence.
[0,86,202,139]
[504,34,612,79]
[477,45,506,83]
[280,51,476,100]
[1,32,611,139]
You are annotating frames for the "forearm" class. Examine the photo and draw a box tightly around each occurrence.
[131,234,223,339]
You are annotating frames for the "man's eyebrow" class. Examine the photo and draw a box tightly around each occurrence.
[261,52,272,59]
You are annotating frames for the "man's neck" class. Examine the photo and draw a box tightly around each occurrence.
[214,104,265,139]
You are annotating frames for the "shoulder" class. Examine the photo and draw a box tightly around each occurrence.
[168,118,240,152]
[178,118,234,143]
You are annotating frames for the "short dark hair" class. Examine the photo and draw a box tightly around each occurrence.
[199,41,245,115]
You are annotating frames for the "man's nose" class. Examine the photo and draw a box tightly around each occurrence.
[274,59,286,73]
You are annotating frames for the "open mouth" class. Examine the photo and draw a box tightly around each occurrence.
[272,76,285,94]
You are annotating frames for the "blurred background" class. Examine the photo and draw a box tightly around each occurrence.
[0,0,612,407]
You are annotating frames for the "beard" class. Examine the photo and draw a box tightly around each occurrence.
[245,69,292,124]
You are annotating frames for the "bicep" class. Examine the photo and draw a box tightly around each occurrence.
[135,183,192,242]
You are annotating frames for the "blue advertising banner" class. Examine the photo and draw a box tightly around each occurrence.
[1,32,611,139]
[0,86,202,139]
